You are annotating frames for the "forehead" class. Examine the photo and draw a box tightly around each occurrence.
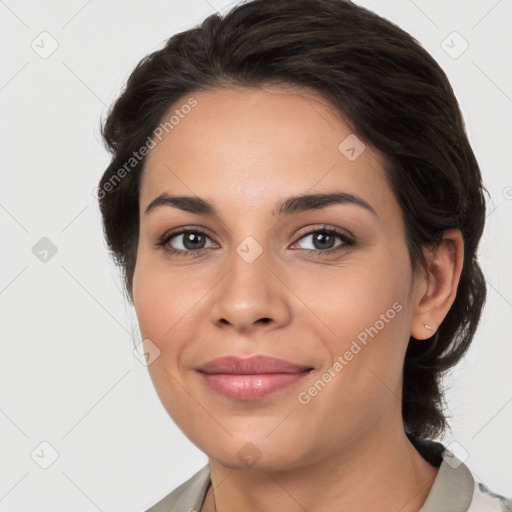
[139,85,395,218]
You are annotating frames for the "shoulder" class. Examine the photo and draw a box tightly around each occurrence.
[467,479,512,511]
[144,463,211,512]
[420,457,512,512]
[408,434,512,512]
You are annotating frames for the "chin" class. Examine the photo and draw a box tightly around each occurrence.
[198,434,311,472]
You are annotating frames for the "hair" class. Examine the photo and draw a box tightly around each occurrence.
[98,0,487,440]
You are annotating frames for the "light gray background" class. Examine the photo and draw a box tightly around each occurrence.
[0,1,511,510]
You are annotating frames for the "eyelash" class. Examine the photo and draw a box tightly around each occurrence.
[154,225,355,258]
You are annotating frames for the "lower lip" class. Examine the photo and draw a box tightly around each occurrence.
[197,371,312,400]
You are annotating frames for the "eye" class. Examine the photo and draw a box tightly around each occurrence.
[154,228,217,257]
[291,226,355,255]
[154,225,355,258]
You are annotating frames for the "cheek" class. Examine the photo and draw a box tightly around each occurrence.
[132,259,200,425]
[297,251,412,398]
[133,261,167,341]
[293,283,411,443]
[293,249,411,344]
[132,254,214,392]
[133,254,201,339]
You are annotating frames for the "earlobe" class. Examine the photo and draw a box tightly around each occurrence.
[411,229,464,341]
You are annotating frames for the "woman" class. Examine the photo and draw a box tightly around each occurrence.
[97,0,511,510]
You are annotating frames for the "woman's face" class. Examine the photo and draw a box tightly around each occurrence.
[132,85,426,470]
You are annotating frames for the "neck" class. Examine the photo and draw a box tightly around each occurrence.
[201,423,439,512]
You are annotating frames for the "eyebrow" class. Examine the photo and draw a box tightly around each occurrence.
[144,192,377,218]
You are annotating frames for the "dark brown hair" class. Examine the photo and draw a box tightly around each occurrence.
[98,0,487,440]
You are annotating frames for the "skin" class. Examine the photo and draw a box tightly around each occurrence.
[132,85,464,512]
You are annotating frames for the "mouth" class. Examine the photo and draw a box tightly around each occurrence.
[197,370,313,400]
[195,355,314,400]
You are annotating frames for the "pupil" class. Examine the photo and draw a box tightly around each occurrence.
[314,232,334,250]
[184,232,204,250]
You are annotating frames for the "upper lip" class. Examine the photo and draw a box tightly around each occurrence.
[196,355,313,374]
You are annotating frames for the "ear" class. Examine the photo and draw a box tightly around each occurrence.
[410,229,464,340]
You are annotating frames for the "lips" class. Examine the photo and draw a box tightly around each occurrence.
[195,355,313,400]
[196,355,313,374]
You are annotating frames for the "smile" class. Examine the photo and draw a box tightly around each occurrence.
[197,370,313,400]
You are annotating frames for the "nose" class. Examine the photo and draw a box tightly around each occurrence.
[209,243,292,334]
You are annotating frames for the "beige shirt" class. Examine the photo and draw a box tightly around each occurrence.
[145,440,512,512]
